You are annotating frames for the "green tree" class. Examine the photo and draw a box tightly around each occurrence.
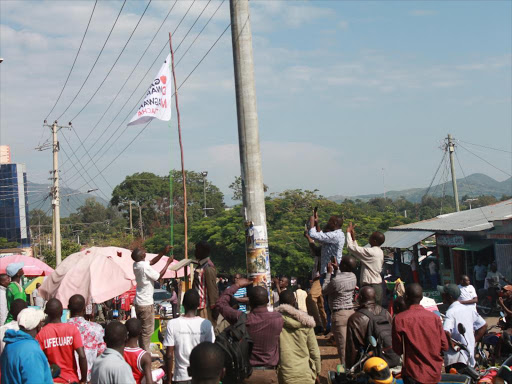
[0,237,19,249]
[42,240,81,269]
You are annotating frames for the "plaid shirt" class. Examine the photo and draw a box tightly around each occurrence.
[322,271,357,311]
[308,228,345,274]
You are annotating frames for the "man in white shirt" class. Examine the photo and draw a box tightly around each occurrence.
[31,283,45,308]
[458,275,478,311]
[0,274,10,326]
[164,289,215,384]
[439,284,487,371]
[485,263,511,306]
[132,245,173,351]
[346,222,385,305]
[473,261,487,291]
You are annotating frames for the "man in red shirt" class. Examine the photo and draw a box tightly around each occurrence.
[36,298,87,384]
[392,283,449,384]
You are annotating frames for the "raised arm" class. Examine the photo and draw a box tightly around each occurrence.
[150,245,172,266]
[217,284,243,325]
[346,232,374,263]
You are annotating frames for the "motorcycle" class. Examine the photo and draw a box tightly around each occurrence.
[475,312,508,367]
[477,287,506,316]
[327,336,378,384]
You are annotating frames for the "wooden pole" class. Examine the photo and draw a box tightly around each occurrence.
[169,32,188,260]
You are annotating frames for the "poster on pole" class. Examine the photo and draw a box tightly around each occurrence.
[128,54,172,126]
[245,222,273,309]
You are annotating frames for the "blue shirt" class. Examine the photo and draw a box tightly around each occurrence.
[309,228,345,274]
[1,329,53,384]
[234,287,247,313]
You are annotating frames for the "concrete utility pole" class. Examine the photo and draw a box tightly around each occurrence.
[138,203,144,240]
[447,134,460,212]
[230,0,272,296]
[42,120,71,265]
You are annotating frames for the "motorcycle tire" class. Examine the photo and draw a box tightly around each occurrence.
[479,297,492,316]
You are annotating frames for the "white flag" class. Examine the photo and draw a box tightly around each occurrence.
[128,54,172,126]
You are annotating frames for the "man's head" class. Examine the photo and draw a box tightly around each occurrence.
[369,232,385,247]
[6,262,24,279]
[183,289,200,312]
[339,255,357,273]
[279,277,289,290]
[36,283,41,289]
[104,321,128,350]
[45,298,63,321]
[9,298,28,322]
[297,284,302,290]
[249,286,269,308]
[438,284,461,305]
[17,308,45,335]
[131,248,146,262]
[125,318,142,339]
[358,286,376,305]
[404,283,423,307]
[234,273,243,285]
[195,241,211,260]
[326,216,343,231]
[477,260,483,266]
[188,342,225,384]
[491,263,497,273]
[68,294,86,316]
[0,274,10,288]
[279,289,296,307]
[460,275,470,287]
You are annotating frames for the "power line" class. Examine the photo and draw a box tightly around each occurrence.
[454,150,489,221]
[421,150,447,201]
[54,0,127,122]
[458,139,512,154]
[44,0,98,121]
[73,21,232,191]
[68,0,153,122]
[60,0,198,177]
[458,143,512,177]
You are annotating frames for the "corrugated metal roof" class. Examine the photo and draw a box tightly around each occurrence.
[392,199,512,232]
[381,230,434,248]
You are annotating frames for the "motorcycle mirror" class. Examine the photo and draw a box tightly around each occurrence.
[500,311,505,318]
[457,323,466,335]
[50,364,61,379]
[369,336,377,348]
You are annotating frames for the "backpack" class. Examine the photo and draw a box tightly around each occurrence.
[359,307,401,368]
[215,313,253,383]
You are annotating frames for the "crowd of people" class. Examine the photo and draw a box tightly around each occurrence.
[0,210,511,384]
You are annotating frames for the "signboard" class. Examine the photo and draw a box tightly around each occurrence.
[423,289,442,303]
[436,235,464,247]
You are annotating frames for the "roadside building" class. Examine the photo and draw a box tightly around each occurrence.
[382,200,511,286]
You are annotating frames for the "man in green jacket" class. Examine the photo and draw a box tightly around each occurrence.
[276,290,321,384]
[6,263,26,324]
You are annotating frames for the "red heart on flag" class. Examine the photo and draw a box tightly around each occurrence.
[160,75,167,84]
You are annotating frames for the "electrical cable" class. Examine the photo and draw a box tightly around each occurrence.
[454,151,490,221]
[68,0,153,122]
[54,0,127,122]
[458,143,512,177]
[457,140,512,154]
[60,0,199,177]
[73,21,232,191]
[44,0,98,121]
[421,151,447,201]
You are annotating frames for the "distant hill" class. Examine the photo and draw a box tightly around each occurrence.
[328,173,512,203]
[27,181,109,217]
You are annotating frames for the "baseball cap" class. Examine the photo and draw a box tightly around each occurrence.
[437,284,461,300]
[17,308,45,331]
[6,262,24,277]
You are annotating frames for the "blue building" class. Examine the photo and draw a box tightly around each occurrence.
[0,163,31,247]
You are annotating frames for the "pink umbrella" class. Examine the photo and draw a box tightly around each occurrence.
[40,246,188,308]
[0,254,54,277]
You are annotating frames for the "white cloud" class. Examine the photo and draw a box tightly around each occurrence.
[338,20,349,30]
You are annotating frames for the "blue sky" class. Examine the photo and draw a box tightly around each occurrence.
[0,0,510,208]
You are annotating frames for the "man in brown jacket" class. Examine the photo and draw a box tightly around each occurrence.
[192,241,219,326]
[345,286,394,369]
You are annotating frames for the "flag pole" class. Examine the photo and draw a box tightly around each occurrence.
[169,32,188,264]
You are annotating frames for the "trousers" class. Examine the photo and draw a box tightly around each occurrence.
[135,304,154,352]
[332,309,354,365]
[307,279,327,329]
